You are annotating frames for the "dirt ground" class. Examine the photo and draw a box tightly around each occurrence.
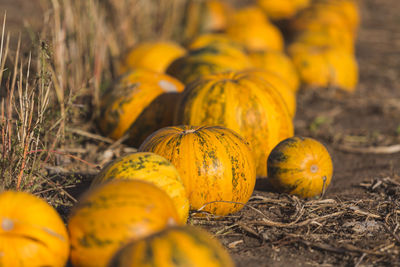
[2,0,400,266]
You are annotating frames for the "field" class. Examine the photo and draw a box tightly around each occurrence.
[1,0,400,266]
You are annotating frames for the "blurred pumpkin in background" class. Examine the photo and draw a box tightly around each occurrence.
[118,41,186,74]
[257,0,311,20]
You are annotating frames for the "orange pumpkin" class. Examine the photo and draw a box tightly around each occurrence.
[248,50,300,92]
[108,226,234,267]
[0,191,69,267]
[257,0,311,20]
[166,43,253,84]
[225,6,284,52]
[98,69,184,146]
[174,70,294,177]
[289,43,358,92]
[139,125,256,216]
[118,41,186,74]
[91,152,190,223]
[68,180,180,267]
[267,136,333,198]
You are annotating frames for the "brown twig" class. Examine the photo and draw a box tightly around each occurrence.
[337,144,400,154]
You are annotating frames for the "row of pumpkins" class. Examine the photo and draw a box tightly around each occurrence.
[0,0,358,266]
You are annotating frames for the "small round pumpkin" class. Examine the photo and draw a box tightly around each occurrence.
[225,6,284,52]
[98,69,184,146]
[91,152,190,223]
[289,43,358,92]
[166,43,253,84]
[174,70,294,177]
[68,180,180,267]
[290,4,356,36]
[293,26,355,53]
[0,191,69,267]
[108,225,234,267]
[267,136,333,198]
[248,50,300,92]
[257,0,311,20]
[188,33,244,51]
[118,41,186,74]
[139,125,256,216]
[183,0,233,40]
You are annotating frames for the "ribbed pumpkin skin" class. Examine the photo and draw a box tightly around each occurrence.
[119,41,186,74]
[139,126,256,216]
[68,180,180,267]
[0,191,69,267]
[225,6,284,52]
[166,44,253,84]
[267,136,333,198]
[247,69,297,118]
[108,226,234,267]
[257,0,310,20]
[248,50,300,92]
[98,69,184,146]
[289,44,358,92]
[174,71,294,177]
[91,152,189,223]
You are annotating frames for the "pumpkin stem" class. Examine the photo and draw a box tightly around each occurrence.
[1,218,14,231]
[182,129,197,134]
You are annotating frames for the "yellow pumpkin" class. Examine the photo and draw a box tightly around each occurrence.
[91,152,189,223]
[139,125,256,216]
[118,41,186,74]
[225,6,284,52]
[248,69,297,117]
[68,180,180,267]
[313,0,360,32]
[289,43,358,92]
[108,226,234,267]
[183,0,233,41]
[290,3,356,36]
[0,191,69,267]
[248,50,300,92]
[188,33,244,51]
[267,136,333,198]
[257,0,311,20]
[174,70,294,177]
[98,69,184,146]
[166,43,253,84]
[293,26,355,53]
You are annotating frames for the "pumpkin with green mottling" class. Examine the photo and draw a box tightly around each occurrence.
[248,50,300,92]
[288,43,358,92]
[108,225,234,267]
[174,70,294,177]
[267,136,333,198]
[98,69,184,146]
[68,180,180,267]
[139,125,256,216]
[0,191,69,267]
[188,33,244,51]
[166,43,253,84]
[91,152,189,223]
